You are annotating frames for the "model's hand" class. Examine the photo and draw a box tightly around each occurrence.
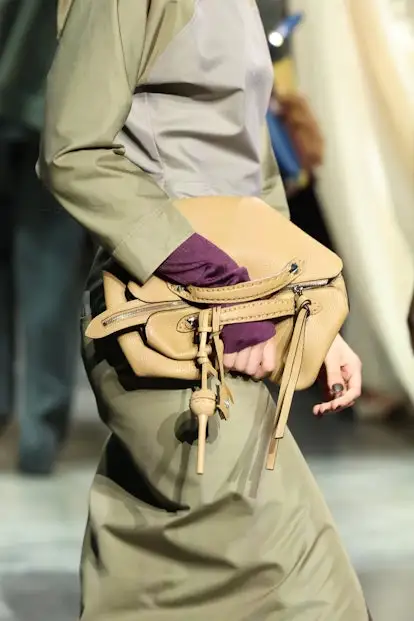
[314,335,362,416]
[224,338,276,380]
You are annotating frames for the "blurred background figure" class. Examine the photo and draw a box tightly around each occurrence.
[265,13,333,249]
[262,0,414,423]
[0,0,89,475]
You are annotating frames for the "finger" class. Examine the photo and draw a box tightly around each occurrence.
[313,404,324,416]
[314,394,350,413]
[261,339,277,375]
[330,390,359,410]
[313,400,332,416]
[342,363,362,399]
[324,361,346,399]
[326,366,361,409]
[253,366,267,381]
[245,342,265,377]
[314,390,358,416]
[331,383,346,398]
[313,400,337,416]
[254,362,272,381]
[254,340,276,380]
[223,352,237,371]
[233,347,252,374]
[313,401,339,416]
[334,401,355,413]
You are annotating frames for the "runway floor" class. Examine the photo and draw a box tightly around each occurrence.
[1,381,413,621]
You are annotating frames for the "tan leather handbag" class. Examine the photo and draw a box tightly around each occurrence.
[86,197,349,473]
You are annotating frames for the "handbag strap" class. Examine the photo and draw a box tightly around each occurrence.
[169,261,302,304]
[190,300,311,474]
[189,309,222,474]
[86,294,298,340]
[266,301,310,470]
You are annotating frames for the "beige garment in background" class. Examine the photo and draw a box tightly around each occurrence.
[290,0,414,402]
[57,0,72,35]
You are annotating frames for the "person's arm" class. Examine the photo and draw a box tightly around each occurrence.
[260,123,291,219]
[39,0,193,284]
[156,234,275,354]
[40,0,275,354]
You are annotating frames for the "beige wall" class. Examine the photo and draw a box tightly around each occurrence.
[289,0,414,401]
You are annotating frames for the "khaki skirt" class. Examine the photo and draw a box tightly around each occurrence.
[78,281,370,621]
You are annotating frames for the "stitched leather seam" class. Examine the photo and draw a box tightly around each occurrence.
[191,292,285,303]
[222,302,320,319]
[189,273,298,294]
[169,265,303,303]
[224,310,293,322]
[221,299,293,313]
[176,307,294,332]
[172,286,296,304]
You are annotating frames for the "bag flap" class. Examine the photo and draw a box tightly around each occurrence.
[174,196,343,283]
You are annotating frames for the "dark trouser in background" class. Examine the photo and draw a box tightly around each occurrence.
[0,132,91,473]
[288,180,334,251]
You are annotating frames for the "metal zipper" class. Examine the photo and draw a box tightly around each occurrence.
[287,279,330,297]
[102,300,185,328]
[102,278,334,328]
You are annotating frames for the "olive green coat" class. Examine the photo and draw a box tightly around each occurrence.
[40,0,289,284]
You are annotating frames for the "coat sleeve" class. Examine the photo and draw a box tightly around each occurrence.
[260,124,290,220]
[39,0,194,283]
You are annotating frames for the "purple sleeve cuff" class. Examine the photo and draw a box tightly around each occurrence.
[157,233,249,287]
[156,233,275,353]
